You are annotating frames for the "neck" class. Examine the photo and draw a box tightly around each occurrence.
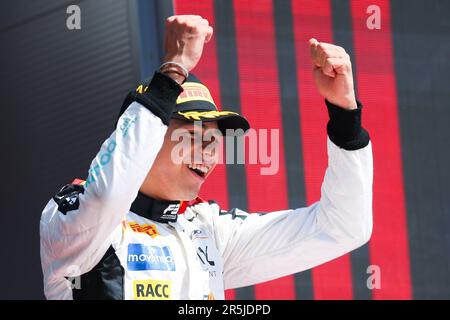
[139,185,172,201]
[139,182,196,202]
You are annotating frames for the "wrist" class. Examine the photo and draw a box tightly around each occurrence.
[159,61,189,85]
[132,72,184,126]
[325,99,370,150]
[326,94,357,110]
[160,69,186,85]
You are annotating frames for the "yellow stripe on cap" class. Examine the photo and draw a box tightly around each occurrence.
[177,110,238,121]
[177,82,217,107]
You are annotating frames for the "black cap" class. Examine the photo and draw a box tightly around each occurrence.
[118,73,250,135]
[171,73,250,135]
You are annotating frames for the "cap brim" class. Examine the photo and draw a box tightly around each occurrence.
[171,110,250,136]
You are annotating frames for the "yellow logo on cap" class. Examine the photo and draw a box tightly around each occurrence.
[177,82,216,106]
[177,110,238,121]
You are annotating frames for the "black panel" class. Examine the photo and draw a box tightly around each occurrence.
[0,0,76,31]
[0,0,141,299]
[391,0,450,299]
[72,246,124,300]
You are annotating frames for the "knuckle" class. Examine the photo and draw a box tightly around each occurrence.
[166,16,176,26]
[174,19,184,27]
[180,21,193,29]
[181,18,191,26]
[186,20,200,29]
[322,49,333,58]
[323,48,331,55]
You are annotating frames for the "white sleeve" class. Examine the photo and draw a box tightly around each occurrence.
[214,138,373,290]
[40,73,182,281]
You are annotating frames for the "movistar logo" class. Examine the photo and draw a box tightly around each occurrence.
[127,244,176,271]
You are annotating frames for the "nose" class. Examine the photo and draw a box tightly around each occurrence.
[189,140,216,165]
[202,148,216,165]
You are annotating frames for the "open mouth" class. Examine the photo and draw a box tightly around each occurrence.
[187,163,209,179]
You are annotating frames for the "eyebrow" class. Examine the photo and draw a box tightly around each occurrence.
[184,124,215,131]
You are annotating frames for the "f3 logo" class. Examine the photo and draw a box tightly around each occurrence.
[163,204,180,215]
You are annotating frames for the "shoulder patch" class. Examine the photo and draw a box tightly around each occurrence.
[53,182,85,215]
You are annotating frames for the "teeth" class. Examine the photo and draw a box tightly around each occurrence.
[188,163,209,174]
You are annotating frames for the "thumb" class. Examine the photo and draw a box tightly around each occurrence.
[204,26,213,43]
[309,38,320,66]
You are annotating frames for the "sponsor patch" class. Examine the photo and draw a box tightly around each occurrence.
[127,244,175,271]
[53,183,84,215]
[176,82,215,105]
[133,280,171,300]
[127,222,159,238]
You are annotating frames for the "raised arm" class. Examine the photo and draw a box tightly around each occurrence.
[212,39,373,289]
[40,15,212,281]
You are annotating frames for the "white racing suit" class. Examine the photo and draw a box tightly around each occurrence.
[40,72,373,300]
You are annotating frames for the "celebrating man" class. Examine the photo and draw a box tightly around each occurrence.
[40,15,372,300]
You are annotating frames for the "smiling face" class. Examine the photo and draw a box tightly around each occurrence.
[140,119,222,201]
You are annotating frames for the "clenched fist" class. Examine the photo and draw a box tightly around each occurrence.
[309,38,357,110]
[163,15,213,73]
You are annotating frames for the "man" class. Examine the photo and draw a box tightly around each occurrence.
[40,15,372,300]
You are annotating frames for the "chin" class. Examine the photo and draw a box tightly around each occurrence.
[179,193,199,201]
[177,186,201,201]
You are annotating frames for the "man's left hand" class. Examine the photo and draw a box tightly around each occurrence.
[309,38,357,110]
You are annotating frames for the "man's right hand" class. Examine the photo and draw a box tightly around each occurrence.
[163,15,213,73]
